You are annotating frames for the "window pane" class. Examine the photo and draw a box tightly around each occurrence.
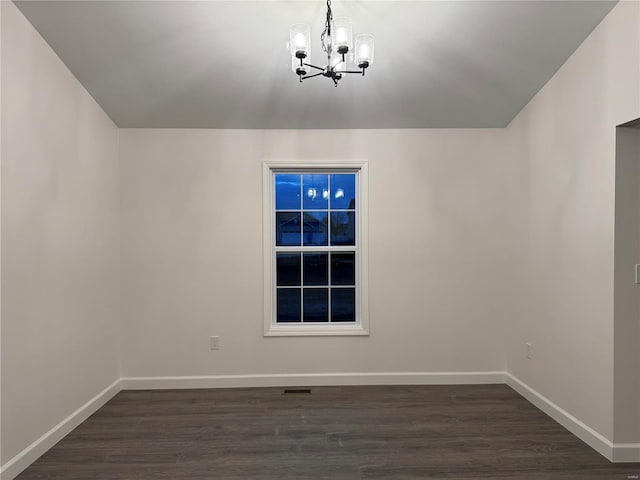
[275,174,301,210]
[303,253,328,286]
[277,253,301,286]
[276,212,301,246]
[303,174,329,210]
[330,174,356,210]
[303,288,329,322]
[331,252,355,286]
[277,288,301,322]
[303,212,328,246]
[331,288,355,322]
[330,212,355,246]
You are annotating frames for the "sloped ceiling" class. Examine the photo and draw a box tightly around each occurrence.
[15,0,617,129]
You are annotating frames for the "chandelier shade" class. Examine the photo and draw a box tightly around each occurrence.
[355,34,374,68]
[331,54,346,73]
[289,0,374,86]
[289,23,311,59]
[333,17,353,54]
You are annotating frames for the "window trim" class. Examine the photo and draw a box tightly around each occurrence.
[263,160,369,337]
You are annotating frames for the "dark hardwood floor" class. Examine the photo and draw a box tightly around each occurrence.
[16,385,640,479]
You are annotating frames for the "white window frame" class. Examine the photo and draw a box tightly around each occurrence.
[263,160,369,337]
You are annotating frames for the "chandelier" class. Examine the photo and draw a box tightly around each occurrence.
[289,0,374,86]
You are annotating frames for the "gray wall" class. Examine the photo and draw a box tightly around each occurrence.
[505,0,640,440]
[1,1,120,464]
[119,128,517,377]
[614,125,640,443]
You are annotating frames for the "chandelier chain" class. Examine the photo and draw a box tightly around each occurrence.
[321,0,333,54]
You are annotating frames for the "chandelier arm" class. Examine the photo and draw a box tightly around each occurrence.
[301,72,325,81]
[342,70,366,74]
[303,63,325,72]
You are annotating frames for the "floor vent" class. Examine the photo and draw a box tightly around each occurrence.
[283,388,311,394]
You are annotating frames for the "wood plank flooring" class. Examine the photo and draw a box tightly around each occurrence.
[16,385,640,479]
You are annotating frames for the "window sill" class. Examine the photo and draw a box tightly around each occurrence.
[264,324,369,337]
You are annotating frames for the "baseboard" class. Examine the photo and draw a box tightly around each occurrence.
[505,373,640,463]
[612,444,640,463]
[0,378,122,480]
[120,371,507,390]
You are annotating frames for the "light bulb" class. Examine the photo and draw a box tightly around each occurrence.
[294,33,306,50]
[336,29,347,45]
[359,45,370,59]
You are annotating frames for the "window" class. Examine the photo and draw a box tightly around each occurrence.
[263,162,368,336]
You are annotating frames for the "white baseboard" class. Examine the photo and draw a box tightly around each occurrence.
[505,373,640,463]
[612,444,640,463]
[0,379,122,480]
[120,371,507,390]
[611,443,640,463]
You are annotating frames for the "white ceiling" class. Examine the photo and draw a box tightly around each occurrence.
[15,0,617,129]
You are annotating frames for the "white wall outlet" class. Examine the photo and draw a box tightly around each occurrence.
[525,342,532,359]
[210,336,220,350]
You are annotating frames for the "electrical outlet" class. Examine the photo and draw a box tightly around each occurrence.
[210,336,220,350]
[525,342,532,359]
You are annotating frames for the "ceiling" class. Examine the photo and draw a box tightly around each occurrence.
[15,0,617,129]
